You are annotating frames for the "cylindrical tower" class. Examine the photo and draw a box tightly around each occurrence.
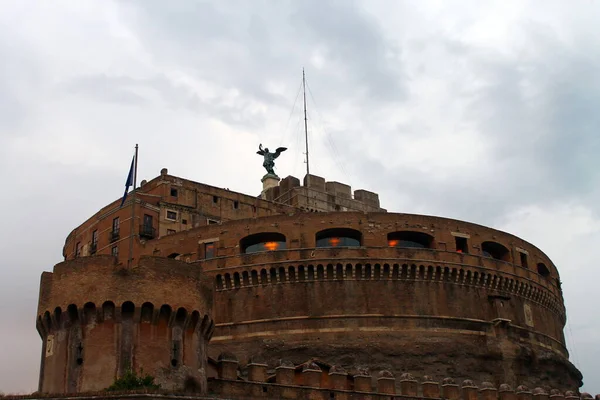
[36,256,214,394]
[185,212,582,390]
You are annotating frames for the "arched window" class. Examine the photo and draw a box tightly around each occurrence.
[537,263,550,278]
[387,231,434,249]
[316,228,361,248]
[481,241,510,261]
[240,232,286,254]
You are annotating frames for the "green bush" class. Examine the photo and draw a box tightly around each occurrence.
[106,369,160,391]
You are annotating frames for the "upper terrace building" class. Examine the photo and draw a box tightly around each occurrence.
[63,168,384,264]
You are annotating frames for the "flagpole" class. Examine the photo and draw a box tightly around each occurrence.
[127,144,138,268]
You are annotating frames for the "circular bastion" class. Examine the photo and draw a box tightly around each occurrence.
[142,211,581,389]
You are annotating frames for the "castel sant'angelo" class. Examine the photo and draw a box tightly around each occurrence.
[28,143,596,400]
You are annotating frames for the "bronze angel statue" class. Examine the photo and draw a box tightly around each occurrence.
[257,144,287,176]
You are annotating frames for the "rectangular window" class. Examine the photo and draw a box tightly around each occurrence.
[166,210,177,221]
[75,242,81,257]
[182,219,187,225]
[91,230,98,246]
[520,252,529,269]
[205,243,215,259]
[170,187,178,197]
[213,196,219,204]
[112,217,120,233]
[455,237,468,253]
[111,246,119,257]
[167,229,176,235]
[233,200,239,209]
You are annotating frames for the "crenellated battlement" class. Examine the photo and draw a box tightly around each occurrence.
[38,256,212,318]
[208,352,593,400]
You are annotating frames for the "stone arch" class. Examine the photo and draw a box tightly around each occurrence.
[278,267,286,283]
[189,311,200,332]
[224,273,232,289]
[167,253,181,259]
[54,307,63,327]
[67,304,79,324]
[307,265,315,280]
[43,311,52,331]
[345,264,353,279]
[102,301,115,321]
[251,270,259,285]
[141,302,154,323]
[481,241,510,261]
[374,264,381,280]
[242,271,250,286]
[270,267,277,283]
[392,264,400,280]
[216,275,224,290]
[537,263,550,278]
[233,272,241,288]
[383,264,390,279]
[365,263,372,280]
[260,269,268,284]
[317,264,325,280]
[175,307,188,327]
[387,231,434,248]
[83,302,96,325]
[288,266,296,282]
[298,265,306,281]
[315,228,362,247]
[199,314,210,334]
[356,264,363,280]
[159,304,172,326]
[121,301,135,320]
[326,264,334,280]
[336,263,344,280]
[240,232,286,253]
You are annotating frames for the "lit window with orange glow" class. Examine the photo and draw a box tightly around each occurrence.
[263,241,280,251]
[328,237,341,247]
[388,240,399,247]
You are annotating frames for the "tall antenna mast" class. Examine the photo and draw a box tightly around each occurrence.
[303,68,310,176]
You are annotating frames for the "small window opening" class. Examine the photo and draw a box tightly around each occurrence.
[75,242,81,257]
[182,219,187,225]
[481,241,510,261]
[520,252,528,269]
[205,243,215,259]
[213,196,219,204]
[166,210,177,220]
[111,246,119,257]
[241,232,287,254]
[170,188,178,197]
[387,231,433,249]
[233,200,239,209]
[537,263,550,278]
[208,219,219,225]
[455,237,468,253]
[262,386,268,393]
[316,228,361,248]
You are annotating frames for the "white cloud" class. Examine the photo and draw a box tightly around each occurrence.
[1,0,599,394]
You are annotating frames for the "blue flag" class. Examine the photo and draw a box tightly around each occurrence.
[120,156,135,207]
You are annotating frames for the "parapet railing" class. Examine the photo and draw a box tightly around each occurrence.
[209,255,565,320]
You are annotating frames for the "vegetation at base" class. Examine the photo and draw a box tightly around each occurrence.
[106,369,160,391]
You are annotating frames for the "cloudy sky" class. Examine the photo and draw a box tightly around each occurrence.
[1,0,599,394]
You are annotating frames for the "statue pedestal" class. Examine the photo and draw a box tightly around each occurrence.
[261,174,280,200]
